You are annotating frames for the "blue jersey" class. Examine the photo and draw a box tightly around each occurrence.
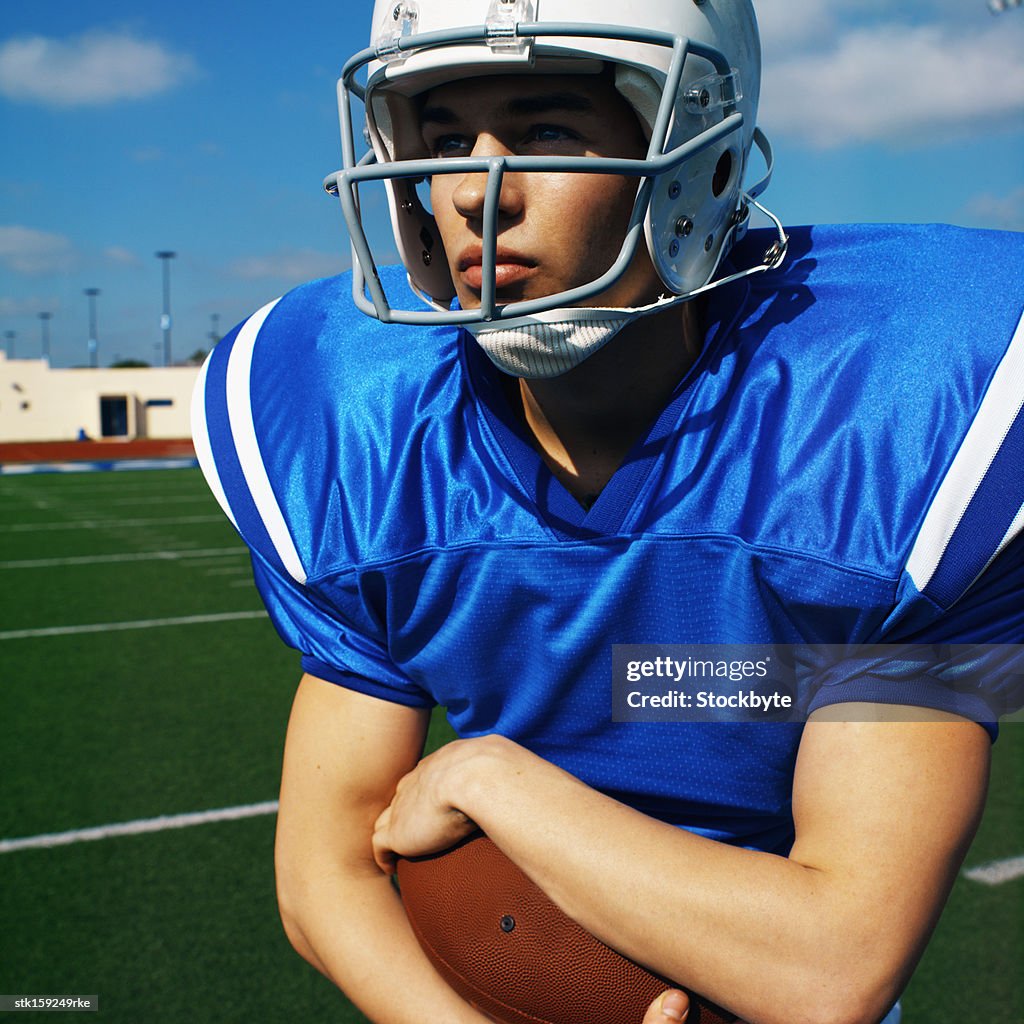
[193,223,1024,854]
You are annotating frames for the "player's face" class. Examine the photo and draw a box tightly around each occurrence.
[420,73,662,311]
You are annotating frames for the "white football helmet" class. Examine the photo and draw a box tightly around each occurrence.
[325,0,787,327]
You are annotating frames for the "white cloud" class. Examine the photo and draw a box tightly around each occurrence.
[757,0,997,57]
[229,247,346,283]
[756,0,836,58]
[0,30,196,108]
[0,294,58,317]
[0,226,76,274]
[103,245,141,267]
[961,185,1024,230]
[759,20,1024,148]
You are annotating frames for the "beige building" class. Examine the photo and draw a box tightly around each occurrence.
[0,352,200,442]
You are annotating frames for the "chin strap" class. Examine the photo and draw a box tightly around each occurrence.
[689,192,789,300]
[464,294,690,378]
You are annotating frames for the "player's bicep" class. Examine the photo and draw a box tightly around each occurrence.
[277,673,431,873]
[789,705,989,983]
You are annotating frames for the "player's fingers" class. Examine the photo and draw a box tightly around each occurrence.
[642,988,689,1022]
[370,833,397,875]
[370,808,397,875]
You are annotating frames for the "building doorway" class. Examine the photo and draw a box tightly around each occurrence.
[100,395,130,437]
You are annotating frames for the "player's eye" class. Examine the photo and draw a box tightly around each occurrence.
[430,134,472,158]
[524,124,581,149]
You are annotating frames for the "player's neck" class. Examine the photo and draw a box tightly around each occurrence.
[511,300,703,508]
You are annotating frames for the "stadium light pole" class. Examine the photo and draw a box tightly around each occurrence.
[209,312,220,346]
[156,251,176,366]
[3,330,14,359]
[38,312,52,362]
[84,288,100,368]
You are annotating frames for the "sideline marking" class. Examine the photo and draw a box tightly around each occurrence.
[0,547,246,569]
[0,458,199,476]
[0,610,267,640]
[963,855,1024,886]
[0,801,279,854]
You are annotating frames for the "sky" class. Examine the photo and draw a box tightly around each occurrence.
[1,0,1022,369]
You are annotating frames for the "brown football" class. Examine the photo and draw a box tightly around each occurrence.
[397,833,735,1024]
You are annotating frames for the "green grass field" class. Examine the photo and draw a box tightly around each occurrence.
[0,467,1020,1022]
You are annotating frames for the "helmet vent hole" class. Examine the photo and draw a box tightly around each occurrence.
[712,151,733,198]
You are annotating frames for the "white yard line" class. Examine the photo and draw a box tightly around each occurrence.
[0,802,279,854]
[105,495,214,506]
[963,855,1024,886]
[0,610,267,640]
[8,515,224,532]
[0,547,246,569]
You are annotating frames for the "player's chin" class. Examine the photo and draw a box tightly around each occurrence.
[455,284,535,309]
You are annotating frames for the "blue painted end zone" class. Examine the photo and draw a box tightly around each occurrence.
[0,458,201,475]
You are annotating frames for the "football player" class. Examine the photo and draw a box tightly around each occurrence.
[192,1,1023,1022]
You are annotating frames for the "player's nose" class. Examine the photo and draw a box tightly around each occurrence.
[451,134,524,222]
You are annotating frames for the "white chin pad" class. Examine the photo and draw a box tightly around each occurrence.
[468,318,629,378]
[465,295,685,378]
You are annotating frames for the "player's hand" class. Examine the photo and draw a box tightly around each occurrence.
[642,989,750,1024]
[643,989,689,1022]
[371,739,482,874]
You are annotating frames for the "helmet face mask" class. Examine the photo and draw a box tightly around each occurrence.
[326,0,787,327]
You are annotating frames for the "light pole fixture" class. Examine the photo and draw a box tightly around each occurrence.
[38,311,52,362]
[155,251,176,366]
[84,288,101,368]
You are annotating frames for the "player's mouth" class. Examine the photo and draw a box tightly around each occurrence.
[458,247,537,292]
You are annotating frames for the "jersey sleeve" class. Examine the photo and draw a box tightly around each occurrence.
[842,532,1024,730]
[190,295,434,709]
[802,545,1024,735]
[806,307,1024,732]
[902,308,1024,615]
[248,545,434,708]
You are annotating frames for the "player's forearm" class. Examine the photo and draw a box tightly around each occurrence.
[275,677,493,1024]
[442,737,908,1024]
[277,855,491,1024]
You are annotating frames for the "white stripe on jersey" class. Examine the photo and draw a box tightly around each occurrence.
[191,351,239,531]
[907,309,1024,593]
[225,298,308,585]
